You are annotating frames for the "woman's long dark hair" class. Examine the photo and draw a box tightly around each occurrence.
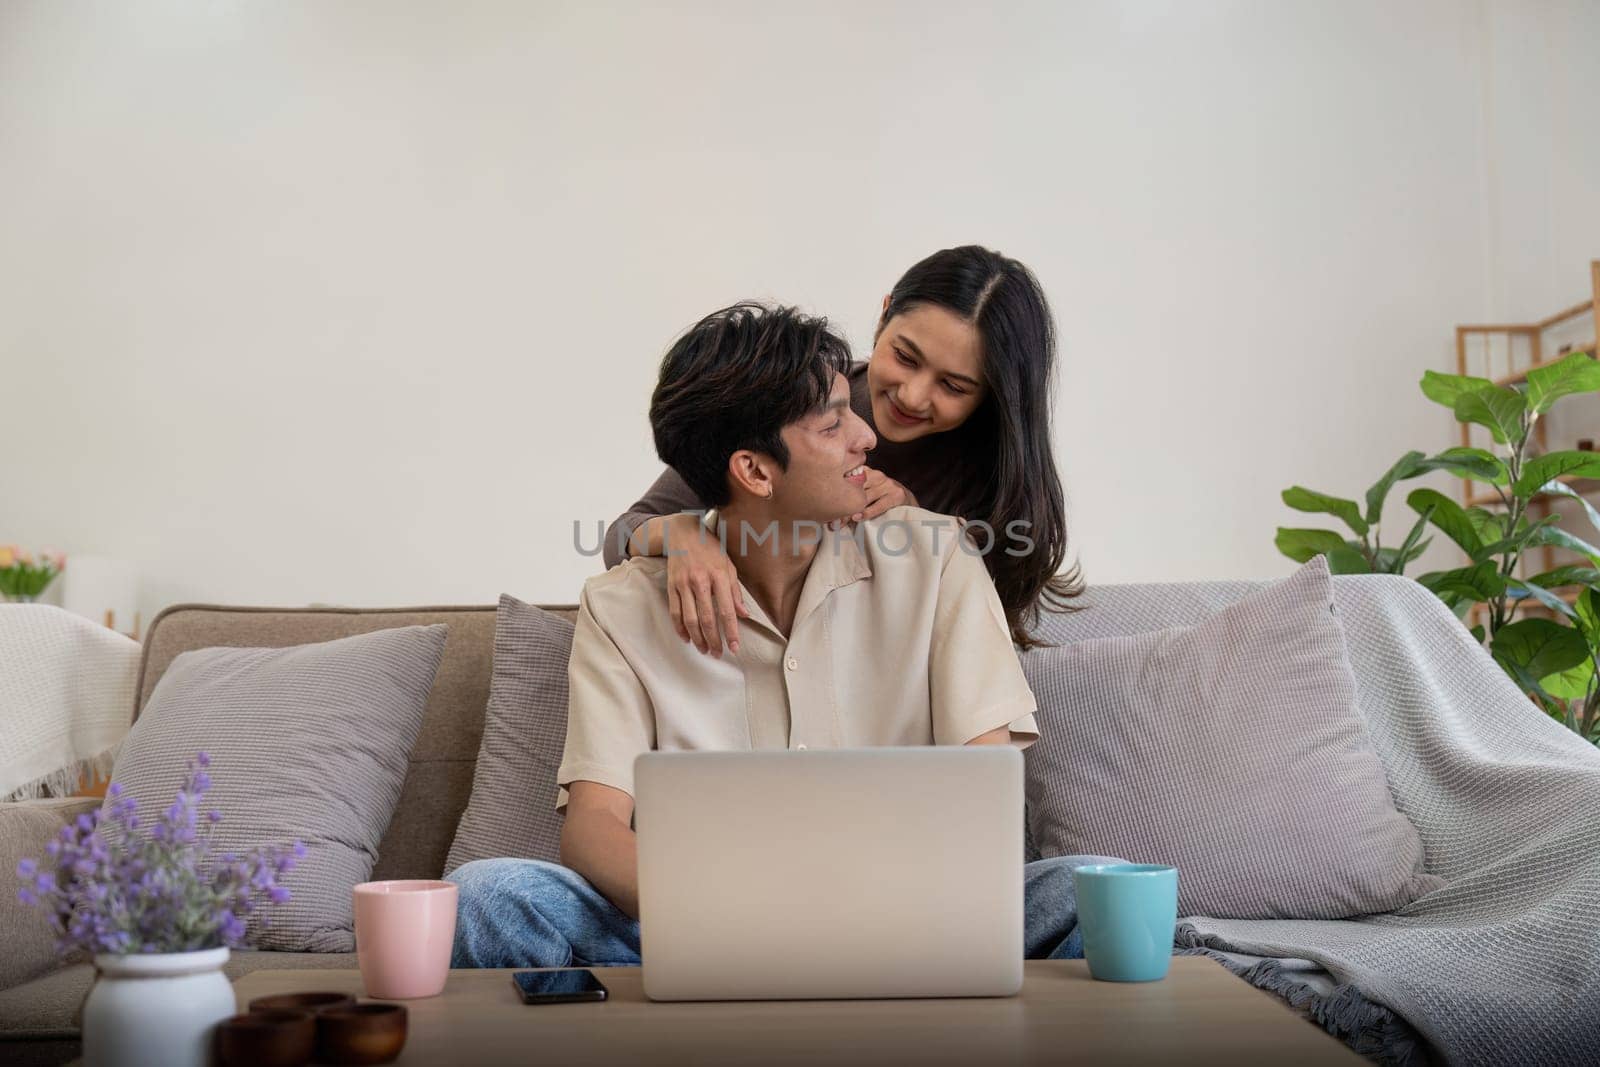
[879,245,1084,647]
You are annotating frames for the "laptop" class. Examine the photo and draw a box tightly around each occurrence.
[634,746,1024,1001]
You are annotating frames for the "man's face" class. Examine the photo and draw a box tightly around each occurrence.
[771,373,878,521]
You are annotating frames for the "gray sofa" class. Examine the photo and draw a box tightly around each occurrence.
[0,578,1486,1065]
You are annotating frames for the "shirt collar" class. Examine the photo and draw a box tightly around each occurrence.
[707,512,873,639]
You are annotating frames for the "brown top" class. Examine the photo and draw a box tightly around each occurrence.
[602,362,979,568]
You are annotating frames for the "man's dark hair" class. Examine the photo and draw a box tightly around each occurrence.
[650,302,853,507]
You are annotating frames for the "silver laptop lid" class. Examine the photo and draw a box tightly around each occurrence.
[635,746,1024,1001]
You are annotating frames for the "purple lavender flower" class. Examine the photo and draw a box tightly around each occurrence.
[13,753,300,955]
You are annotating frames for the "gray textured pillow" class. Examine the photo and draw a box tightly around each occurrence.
[109,625,447,951]
[1023,557,1444,919]
[443,595,573,875]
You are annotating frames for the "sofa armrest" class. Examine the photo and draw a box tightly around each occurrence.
[0,797,100,991]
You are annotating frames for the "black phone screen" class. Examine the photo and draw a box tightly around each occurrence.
[511,968,609,1004]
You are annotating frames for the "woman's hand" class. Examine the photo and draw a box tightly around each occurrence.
[662,514,749,657]
[842,467,918,525]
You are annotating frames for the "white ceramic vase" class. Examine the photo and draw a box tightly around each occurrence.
[82,947,235,1067]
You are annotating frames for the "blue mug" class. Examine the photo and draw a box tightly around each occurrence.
[1072,863,1178,982]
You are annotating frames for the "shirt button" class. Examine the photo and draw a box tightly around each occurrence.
[796,743,808,751]
[785,657,798,671]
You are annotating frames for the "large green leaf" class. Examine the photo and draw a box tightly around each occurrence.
[1514,451,1600,497]
[1464,507,1505,545]
[1526,351,1600,415]
[1492,617,1591,681]
[1282,487,1368,535]
[1453,385,1527,446]
[1527,565,1600,590]
[1275,527,1349,563]
[1416,446,1508,485]
[1326,546,1373,574]
[1406,488,1484,557]
[1507,578,1578,620]
[1541,658,1596,702]
[1526,524,1600,566]
[1392,505,1434,570]
[1416,562,1506,601]
[1420,370,1495,410]
[1364,451,1426,527]
[1540,480,1600,537]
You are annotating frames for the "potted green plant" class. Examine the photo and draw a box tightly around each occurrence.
[1276,351,1600,742]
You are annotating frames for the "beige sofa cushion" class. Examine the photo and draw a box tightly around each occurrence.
[445,596,576,874]
[0,798,101,992]
[135,605,577,881]
[114,625,449,951]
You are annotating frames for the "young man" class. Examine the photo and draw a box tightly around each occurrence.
[449,303,1120,968]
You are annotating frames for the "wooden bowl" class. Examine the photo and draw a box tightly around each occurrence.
[215,1009,316,1067]
[248,991,357,1015]
[316,1003,408,1065]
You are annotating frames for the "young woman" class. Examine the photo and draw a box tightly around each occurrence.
[604,244,1083,652]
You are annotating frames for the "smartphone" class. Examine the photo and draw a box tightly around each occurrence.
[511,968,609,1005]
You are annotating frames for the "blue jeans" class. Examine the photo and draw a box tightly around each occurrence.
[447,854,1128,968]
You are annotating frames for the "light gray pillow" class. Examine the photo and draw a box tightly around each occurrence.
[109,625,447,951]
[1023,557,1444,919]
[443,595,573,875]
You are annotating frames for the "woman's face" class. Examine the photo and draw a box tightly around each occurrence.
[866,302,987,443]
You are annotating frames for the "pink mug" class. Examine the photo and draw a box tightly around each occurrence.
[352,879,458,999]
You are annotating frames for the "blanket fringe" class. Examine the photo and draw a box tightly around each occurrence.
[1175,925,1437,1066]
[1,743,122,802]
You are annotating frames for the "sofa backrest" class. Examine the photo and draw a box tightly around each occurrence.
[135,603,578,881]
[131,575,1386,882]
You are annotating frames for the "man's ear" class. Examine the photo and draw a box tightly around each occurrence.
[727,450,776,501]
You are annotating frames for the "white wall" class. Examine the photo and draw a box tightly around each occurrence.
[2,0,1597,624]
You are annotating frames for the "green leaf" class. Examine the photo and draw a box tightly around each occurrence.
[1469,624,1487,644]
[1476,514,1563,561]
[1526,524,1600,566]
[1416,446,1509,485]
[1416,562,1506,601]
[1507,578,1578,620]
[1540,479,1600,537]
[1282,487,1369,536]
[1464,507,1505,545]
[1526,565,1600,590]
[1525,351,1600,415]
[1514,451,1600,497]
[1421,370,1495,410]
[1363,452,1425,527]
[1453,385,1527,446]
[1326,546,1373,574]
[1575,589,1600,647]
[1406,488,1484,557]
[1492,617,1590,681]
[1275,527,1349,564]
[1540,658,1596,702]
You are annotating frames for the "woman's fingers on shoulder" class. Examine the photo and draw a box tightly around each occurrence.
[667,584,692,644]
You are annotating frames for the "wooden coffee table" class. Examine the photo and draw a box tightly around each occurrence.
[232,959,1362,1065]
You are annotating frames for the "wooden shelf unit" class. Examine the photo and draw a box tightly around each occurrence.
[1452,260,1600,590]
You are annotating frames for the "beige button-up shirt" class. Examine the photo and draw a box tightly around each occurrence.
[556,506,1039,810]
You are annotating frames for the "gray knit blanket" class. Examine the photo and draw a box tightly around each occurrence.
[1036,574,1600,1066]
